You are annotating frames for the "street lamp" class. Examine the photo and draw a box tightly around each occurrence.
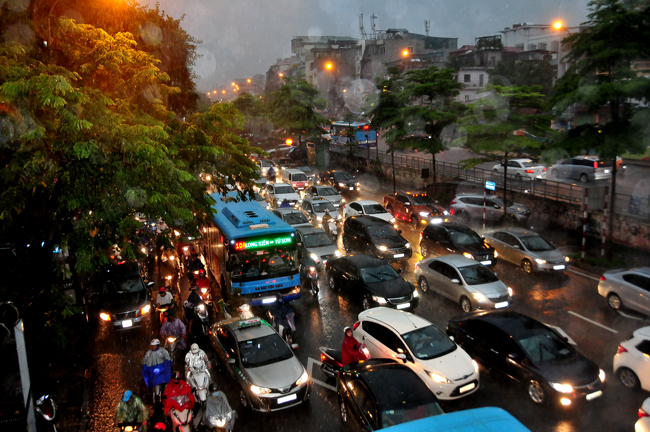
[325,62,334,70]
[402,49,409,57]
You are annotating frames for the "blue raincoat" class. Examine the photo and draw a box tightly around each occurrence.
[141,348,172,389]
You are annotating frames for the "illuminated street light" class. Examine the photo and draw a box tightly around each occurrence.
[325,62,333,70]
[343,89,347,93]
[553,21,563,30]
[402,49,409,57]
[286,138,293,146]
[279,72,284,77]
[213,90,217,94]
[231,82,235,86]
[247,79,251,83]
[222,90,226,94]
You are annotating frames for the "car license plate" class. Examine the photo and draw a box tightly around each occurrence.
[277,394,297,404]
[604,169,610,173]
[459,382,476,394]
[349,187,354,190]
[553,265,566,270]
[586,390,602,401]
[494,301,508,309]
[397,303,410,310]
[394,254,405,258]
[480,260,492,265]
[432,218,443,224]
[121,319,133,328]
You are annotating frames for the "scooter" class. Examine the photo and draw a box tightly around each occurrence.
[327,219,338,242]
[194,303,210,336]
[117,422,144,432]
[35,395,58,432]
[203,389,235,432]
[168,394,193,432]
[198,286,212,307]
[222,303,253,320]
[164,336,179,363]
[305,266,319,296]
[267,310,296,345]
[319,344,371,378]
[187,368,211,408]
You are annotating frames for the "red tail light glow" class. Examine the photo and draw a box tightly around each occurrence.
[600,276,606,281]
[353,321,361,330]
[594,161,598,168]
[449,208,456,215]
[543,168,547,171]
[639,408,649,419]
[320,353,326,362]
[525,169,534,173]
[616,345,628,354]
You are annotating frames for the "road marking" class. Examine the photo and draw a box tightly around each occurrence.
[543,324,577,345]
[617,310,645,321]
[307,357,337,392]
[568,311,618,333]
[567,268,601,282]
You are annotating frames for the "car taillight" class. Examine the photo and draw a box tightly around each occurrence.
[525,169,534,173]
[449,208,455,215]
[543,168,547,171]
[451,199,458,204]
[320,353,326,362]
[640,408,649,419]
[600,276,606,281]
[617,345,628,354]
[594,161,598,168]
[353,321,361,330]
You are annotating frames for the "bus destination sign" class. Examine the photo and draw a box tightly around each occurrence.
[234,236,293,251]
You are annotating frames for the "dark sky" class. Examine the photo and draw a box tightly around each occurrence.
[141,0,590,91]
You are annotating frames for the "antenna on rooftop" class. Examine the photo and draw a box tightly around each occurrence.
[359,14,367,39]
[370,14,377,39]
[425,20,430,37]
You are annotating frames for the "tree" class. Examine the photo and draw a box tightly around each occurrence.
[268,75,329,161]
[550,0,650,257]
[457,84,553,214]
[489,60,558,96]
[232,92,272,138]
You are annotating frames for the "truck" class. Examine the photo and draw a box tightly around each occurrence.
[383,191,448,229]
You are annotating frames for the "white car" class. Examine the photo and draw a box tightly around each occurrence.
[353,308,479,400]
[637,397,650,432]
[263,182,301,209]
[343,200,395,225]
[614,326,650,391]
[492,158,546,180]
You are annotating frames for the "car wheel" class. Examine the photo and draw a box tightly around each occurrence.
[618,367,640,390]
[551,168,559,178]
[580,173,589,183]
[527,380,545,404]
[362,296,371,310]
[411,215,419,229]
[522,259,533,274]
[418,277,429,293]
[607,293,622,310]
[339,399,349,424]
[460,296,472,313]
[420,244,428,258]
[515,173,522,181]
[328,273,336,291]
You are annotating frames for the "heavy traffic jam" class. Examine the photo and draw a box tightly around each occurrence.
[86,156,650,432]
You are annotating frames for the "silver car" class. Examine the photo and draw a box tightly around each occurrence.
[295,226,341,268]
[598,268,650,314]
[450,193,530,223]
[484,229,569,274]
[272,209,313,228]
[414,255,513,312]
[304,185,344,208]
[298,197,341,227]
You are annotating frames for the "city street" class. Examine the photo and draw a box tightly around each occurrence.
[84,177,650,432]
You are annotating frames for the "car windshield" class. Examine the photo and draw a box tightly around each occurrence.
[360,263,400,283]
[448,229,482,246]
[280,212,307,224]
[333,172,353,181]
[402,325,456,360]
[410,196,436,206]
[458,264,499,285]
[274,185,294,195]
[102,275,145,294]
[363,204,388,215]
[492,197,514,207]
[238,333,293,368]
[319,187,339,196]
[380,401,444,429]
[517,328,575,363]
[312,201,336,212]
[292,173,308,181]
[303,232,333,248]
[519,235,555,252]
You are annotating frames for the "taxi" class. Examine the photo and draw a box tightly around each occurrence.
[209,317,311,412]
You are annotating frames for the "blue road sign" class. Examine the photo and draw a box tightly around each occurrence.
[485,181,496,191]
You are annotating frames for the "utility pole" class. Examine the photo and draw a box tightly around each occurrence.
[15,318,36,432]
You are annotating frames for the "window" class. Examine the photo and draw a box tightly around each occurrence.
[479,74,483,86]
[217,328,237,357]
[539,42,547,50]
[528,43,537,50]
[350,202,362,212]
[551,41,560,52]
[347,381,377,426]
[636,340,650,355]
[465,95,470,102]
[362,321,409,356]
[397,194,409,204]
[501,233,521,248]
[507,160,521,168]
[623,274,650,291]
[464,74,471,83]
[429,261,459,280]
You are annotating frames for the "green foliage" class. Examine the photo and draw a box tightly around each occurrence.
[489,60,557,96]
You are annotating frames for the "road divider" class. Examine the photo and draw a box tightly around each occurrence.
[567,268,601,282]
[307,357,336,392]
[568,311,618,333]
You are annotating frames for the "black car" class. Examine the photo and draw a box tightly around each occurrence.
[419,223,497,267]
[447,311,605,407]
[337,359,444,430]
[326,255,419,311]
[343,216,412,263]
[320,170,360,194]
[86,261,154,330]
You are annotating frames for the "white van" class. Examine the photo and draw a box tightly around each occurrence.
[281,168,309,191]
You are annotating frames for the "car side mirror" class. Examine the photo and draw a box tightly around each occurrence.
[147,281,155,287]
[404,202,410,206]
[448,335,455,341]
[493,205,500,209]
[398,230,403,234]
[297,242,302,247]
[396,353,407,362]
[508,353,519,361]
[514,245,520,249]
[450,278,461,285]
[227,358,236,365]
[397,268,402,274]
[291,343,299,350]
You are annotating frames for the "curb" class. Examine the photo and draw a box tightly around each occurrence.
[77,369,92,432]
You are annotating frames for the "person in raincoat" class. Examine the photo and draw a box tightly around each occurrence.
[141,339,172,391]
[203,383,236,431]
[342,326,363,367]
[160,309,187,351]
[115,390,149,428]
[163,372,195,417]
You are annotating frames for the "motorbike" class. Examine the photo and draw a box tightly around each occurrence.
[221,303,253,320]
[194,303,210,336]
[35,395,58,432]
[198,286,212,306]
[164,336,179,363]
[187,368,211,408]
[327,219,338,242]
[117,422,144,432]
[203,394,236,432]
[168,394,193,432]
[267,309,296,345]
[304,266,319,296]
[319,344,371,379]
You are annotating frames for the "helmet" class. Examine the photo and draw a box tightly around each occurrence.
[275,293,283,302]
[122,390,132,402]
[172,371,181,383]
[344,326,352,334]
[159,287,166,293]
[150,339,160,346]
[209,383,219,393]
[190,343,199,354]
[198,269,205,277]
[283,198,287,202]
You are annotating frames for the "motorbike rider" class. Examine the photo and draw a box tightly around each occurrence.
[162,372,195,417]
[279,198,291,208]
[321,208,334,232]
[141,339,172,393]
[159,254,177,288]
[156,287,174,307]
[188,253,205,279]
[268,293,296,333]
[185,285,203,335]
[204,383,235,431]
[342,326,363,367]
[195,269,211,293]
[266,166,276,182]
[185,343,211,375]
[114,390,149,429]
[160,309,187,351]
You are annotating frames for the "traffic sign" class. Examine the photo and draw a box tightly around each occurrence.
[485,181,496,191]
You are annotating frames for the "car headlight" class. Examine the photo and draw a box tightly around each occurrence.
[599,369,606,382]
[472,292,487,302]
[428,372,451,384]
[405,243,411,249]
[99,312,111,321]
[419,212,430,217]
[335,250,341,257]
[250,385,271,395]
[310,253,319,262]
[549,382,573,393]
[296,370,309,386]
[140,304,151,315]
[339,183,345,187]
[390,218,396,224]
[356,182,360,186]
[317,216,322,221]
[507,287,514,297]
[378,245,388,251]
[341,198,346,203]
[276,199,282,204]
[463,252,474,260]
[565,256,570,262]
[413,290,419,298]
[443,210,449,216]
[472,360,479,374]
[535,258,546,265]
[337,214,342,220]
[494,250,499,258]
[372,295,387,305]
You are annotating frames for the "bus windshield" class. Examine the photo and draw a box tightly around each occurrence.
[230,246,298,281]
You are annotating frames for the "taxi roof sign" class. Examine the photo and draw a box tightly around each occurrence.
[238,318,262,329]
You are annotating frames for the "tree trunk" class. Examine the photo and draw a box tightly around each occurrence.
[607,159,617,260]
